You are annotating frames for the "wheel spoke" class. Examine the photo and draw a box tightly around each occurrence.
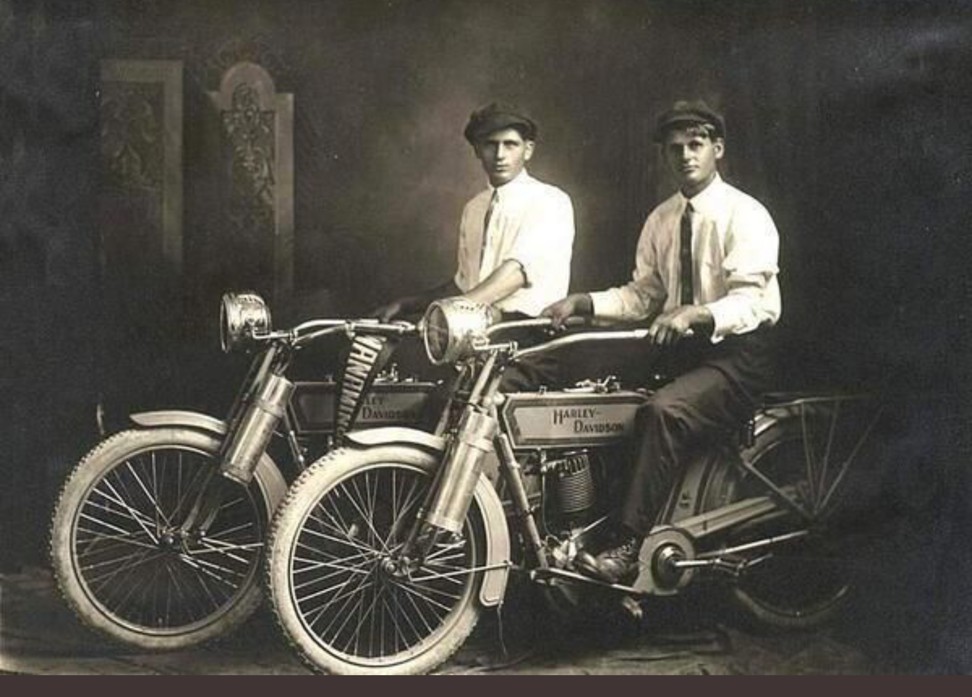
[98,476,160,543]
[318,572,378,641]
[86,488,157,528]
[125,459,173,529]
[387,476,423,543]
[819,404,884,514]
[815,401,841,511]
[205,520,257,541]
[387,577,456,612]
[61,439,269,639]
[170,457,212,521]
[301,516,380,557]
[281,462,483,667]
[77,511,156,546]
[192,538,261,566]
[344,478,391,553]
[292,553,374,577]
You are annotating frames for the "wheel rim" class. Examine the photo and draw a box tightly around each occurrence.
[71,445,266,635]
[735,536,850,619]
[287,463,479,667]
[732,434,852,618]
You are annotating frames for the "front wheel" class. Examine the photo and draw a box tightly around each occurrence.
[266,445,486,675]
[50,427,286,650]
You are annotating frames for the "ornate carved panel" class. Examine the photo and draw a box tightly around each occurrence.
[209,61,294,304]
[99,60,183,277]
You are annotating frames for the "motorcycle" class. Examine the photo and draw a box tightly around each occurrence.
[265,297,884,675]
[49,292,433,650]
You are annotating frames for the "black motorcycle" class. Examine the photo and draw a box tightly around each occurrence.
[265,297,884,675]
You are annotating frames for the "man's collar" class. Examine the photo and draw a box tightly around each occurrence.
[680,173,724,210]
[490,170,532,196]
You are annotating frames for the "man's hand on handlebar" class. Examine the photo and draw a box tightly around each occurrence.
[647,305,712,346]
[540,293,594,330]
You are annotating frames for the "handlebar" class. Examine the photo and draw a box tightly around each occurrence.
[252,318,418,347]
[481,315,695,360]
[484,315,590,337]
[513,328,651,360]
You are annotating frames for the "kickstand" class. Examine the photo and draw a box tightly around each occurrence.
[495,600,509,661]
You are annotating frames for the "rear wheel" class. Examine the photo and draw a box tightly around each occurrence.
[50,428,286,649]
[266,446,485,675]
[700,399,880,629]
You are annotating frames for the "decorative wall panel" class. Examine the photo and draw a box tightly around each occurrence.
[100,59,183,278]
[209,61,294,304]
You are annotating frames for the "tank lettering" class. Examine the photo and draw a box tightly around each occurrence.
[573,420,624,434]
[360,406,422,421]
[552,407,598,425]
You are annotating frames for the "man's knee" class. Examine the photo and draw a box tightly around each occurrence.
[637,391,691,433]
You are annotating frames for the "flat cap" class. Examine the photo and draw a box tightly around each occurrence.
[463,102,538,144]
[654,100,725,142]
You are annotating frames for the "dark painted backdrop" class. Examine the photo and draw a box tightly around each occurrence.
[2,0,971,671]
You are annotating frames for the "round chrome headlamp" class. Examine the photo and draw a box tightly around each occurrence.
[220,291,272,353]
[421,297,495,365]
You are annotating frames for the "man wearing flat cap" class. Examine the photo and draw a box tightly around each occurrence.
[543,99,781,583]
[375,102,576,388]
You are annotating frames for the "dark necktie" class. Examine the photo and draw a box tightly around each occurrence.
[679,202,694,306]
[480,188,498,270]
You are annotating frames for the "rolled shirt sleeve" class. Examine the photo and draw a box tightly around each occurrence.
[703,199,781,341]
[455,172,575,316]
[504,188,575,291]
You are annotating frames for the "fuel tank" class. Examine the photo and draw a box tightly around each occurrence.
[287,380,437,434]
[499,390,648,449]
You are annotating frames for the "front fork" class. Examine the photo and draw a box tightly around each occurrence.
[401,355,504,563]
[179,350,295,536]
[402,403,498,561]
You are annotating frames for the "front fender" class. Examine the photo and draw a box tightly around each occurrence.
[131,409,228,436]
[344,426,510,607]
[344,426,446,453]
[129,410,287,491]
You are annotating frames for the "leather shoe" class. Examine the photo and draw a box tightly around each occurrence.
[575,536,641,584]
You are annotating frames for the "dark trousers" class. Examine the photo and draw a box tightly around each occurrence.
[498,311,561,392]
[500,353,560,392]
[621,327,777,535]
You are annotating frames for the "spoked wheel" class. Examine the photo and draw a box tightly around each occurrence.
[700,398,881,629]
[50,428,286,649]
[266,446,485,675]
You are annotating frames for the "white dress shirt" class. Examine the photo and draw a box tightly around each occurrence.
[454,171,575,316]
[589,174,781,342]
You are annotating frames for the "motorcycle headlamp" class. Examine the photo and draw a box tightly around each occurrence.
[421,297,496,365]
[220,291,272,353]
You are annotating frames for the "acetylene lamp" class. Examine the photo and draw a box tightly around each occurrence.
[219,291,272,353]
[421,297,497,365]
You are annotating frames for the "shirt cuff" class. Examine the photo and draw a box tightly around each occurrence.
[589,289,624,319]
[704,298,741,342]
[501,258,531,287]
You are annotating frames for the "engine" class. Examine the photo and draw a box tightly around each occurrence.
[499,386,648,569]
